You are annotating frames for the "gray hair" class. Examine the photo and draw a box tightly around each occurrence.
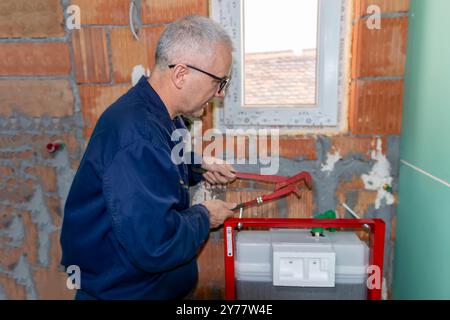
[155,15,233,68]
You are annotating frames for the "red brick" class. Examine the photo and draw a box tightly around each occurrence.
[0,210,38,267]
[0,205,14,228]
[226,179,253,190]
[355,229,371,243]
[0,80,74,117]
[354,190,378,215]
[142,0,208,24]
[45,196,62,227]
[0,167,14,177]
[336,194,348,218]
[0,246,22,270]
[225,134,279,161]
[110,27,164,83]
[28,134,80,160]
[0,43,70,76]
[0,211,22,270]
[25,166,57,193]
[193,283,224,300]
[201,134,226,159]
[16,179,34,202]
[220,135,282,161]
[195,238,226,299]
[349,80,403,135]
[338,175,366,190]
[252,180,277,192]
[331,136,387,160]
[32,135,58,160]
[0,132,88,162]
[227,136,249,160]
[6,177,34,190]
[279,138,317,160]
[352,17,408,78]
[335,190,378,219]
[286,191,314,219]
[71,159,81,171]
[225,190,279,218]
[21,210,38,265]
[0,0,64,38]
[197,239,225,286]
[0,150,34,160]
[72,28,110,83]
[61,133,81,157]
[0,177,34,204]
[34,232,75,299]
[79,84,130,137]
[212,134,279,161]
[354,0,410,18]
[0,274,27,300]
[34,266,75,300]
[0,134,33,149]
[201,102,214,134]
[71,0,129,25]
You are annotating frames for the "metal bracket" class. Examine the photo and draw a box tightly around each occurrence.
[237,207,243,230]
[129,1,139,41]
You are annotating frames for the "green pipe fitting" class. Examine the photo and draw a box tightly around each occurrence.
[311,210,337,236]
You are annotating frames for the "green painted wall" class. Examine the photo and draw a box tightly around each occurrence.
[393,0,450,299]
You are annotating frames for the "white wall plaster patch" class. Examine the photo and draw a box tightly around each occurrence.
[361,138,394,209]
[192,182,215,205]
[321,151,341,173]
[28,186,57,266]
[131,65,150,87]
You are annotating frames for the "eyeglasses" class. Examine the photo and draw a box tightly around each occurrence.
[168,64,230,94]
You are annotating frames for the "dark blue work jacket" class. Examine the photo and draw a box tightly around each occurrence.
[60,76,210,299]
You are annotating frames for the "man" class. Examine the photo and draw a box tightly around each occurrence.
[60,15,237,300]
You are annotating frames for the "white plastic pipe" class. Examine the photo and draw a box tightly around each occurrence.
[341,203,369,229]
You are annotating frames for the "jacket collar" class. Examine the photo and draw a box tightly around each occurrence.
[136,75,174,129]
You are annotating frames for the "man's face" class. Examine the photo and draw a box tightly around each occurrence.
[182,43,232,117]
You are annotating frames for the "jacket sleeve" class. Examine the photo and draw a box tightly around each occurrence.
[102,139,210,273]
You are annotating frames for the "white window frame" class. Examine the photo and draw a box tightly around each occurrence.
[210,0,345,130]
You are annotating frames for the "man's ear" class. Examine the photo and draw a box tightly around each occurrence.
[170,64,189,90]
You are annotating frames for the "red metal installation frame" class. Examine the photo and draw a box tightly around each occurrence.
[223,218,385,300]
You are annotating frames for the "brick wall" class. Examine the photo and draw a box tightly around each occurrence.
[0,0,210,300]
[196,0,409,299]
[0,0,408,300]
[0,0,82,299]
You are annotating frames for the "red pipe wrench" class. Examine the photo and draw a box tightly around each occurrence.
[192,167,313,211]
[232,171,313,210]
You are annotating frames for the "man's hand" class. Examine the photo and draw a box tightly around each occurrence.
[201,157,236,186]
[202,199,236,229]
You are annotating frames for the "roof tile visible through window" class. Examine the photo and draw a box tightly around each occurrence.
[244,49,316,106]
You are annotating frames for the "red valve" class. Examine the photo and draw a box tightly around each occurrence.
[46,141,65,153]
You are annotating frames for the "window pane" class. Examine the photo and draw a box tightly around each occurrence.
[243,0,318,106]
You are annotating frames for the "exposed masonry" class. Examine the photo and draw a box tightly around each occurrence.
[0,0,195,298]
[0,113,83,298]
[0,0,85,298]
[191,135,400,292]
[0,0,404,299]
